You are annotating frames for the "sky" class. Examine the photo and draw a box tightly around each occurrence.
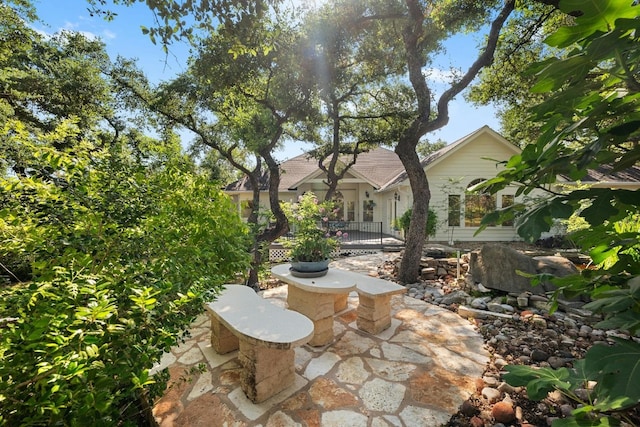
[32,0,501,161]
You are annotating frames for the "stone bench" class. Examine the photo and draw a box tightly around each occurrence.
[205,285,314,403]
[271,264,406,337]
[332,270,407,334]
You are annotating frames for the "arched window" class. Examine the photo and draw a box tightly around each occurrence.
[465,179,496,227]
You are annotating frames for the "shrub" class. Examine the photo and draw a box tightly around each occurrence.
[0,125,250,425]
[394,208,438,238]
[281,192,341,262]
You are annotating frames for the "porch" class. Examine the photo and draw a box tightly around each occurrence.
[270,221,404,262]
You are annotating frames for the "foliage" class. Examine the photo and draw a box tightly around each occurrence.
[0,122,250,425]
[93,0,517,286]
[281,192,341,262]
[387,0,515,284]
[297,0,411,200]
[111,5,317,287]
[394,208,438,238]
[0,5,113,137]
[503,337,640,425]
[467,2,569,145]
[416,139,447,158]
[474,0,640,424]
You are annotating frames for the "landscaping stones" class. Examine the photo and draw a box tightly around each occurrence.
[379,247,640,427]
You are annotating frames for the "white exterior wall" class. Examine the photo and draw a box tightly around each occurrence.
[233,191,296,220]
[403,132,534,242]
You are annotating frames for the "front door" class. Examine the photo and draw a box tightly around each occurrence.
[333,190,356,221]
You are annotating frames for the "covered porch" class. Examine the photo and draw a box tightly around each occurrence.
[270,221,404,262]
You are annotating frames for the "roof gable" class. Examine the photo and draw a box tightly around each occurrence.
[224,147,405,192]
[380,126,520,190]
[285,147,404,190]
[224,126,640,193]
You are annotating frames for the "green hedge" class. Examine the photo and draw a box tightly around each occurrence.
[0,126,250,425]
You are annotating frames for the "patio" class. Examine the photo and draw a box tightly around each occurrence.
[151,254,489,426]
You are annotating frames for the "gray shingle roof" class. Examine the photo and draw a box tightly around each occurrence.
[562,164,640,183]
[224,125,640,192]
[225,147,405,192]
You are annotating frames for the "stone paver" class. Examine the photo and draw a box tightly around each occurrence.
[152,253,489,426]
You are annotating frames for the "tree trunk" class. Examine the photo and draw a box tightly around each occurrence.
[392,0,515,283]
[395,138,430,283]
[244,145,289,290]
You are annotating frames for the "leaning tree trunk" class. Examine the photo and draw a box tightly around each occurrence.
[244,144,290,290]
[392,0,515,283]
[395,136,431,284]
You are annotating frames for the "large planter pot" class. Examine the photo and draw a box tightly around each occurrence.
[290,259,330,278]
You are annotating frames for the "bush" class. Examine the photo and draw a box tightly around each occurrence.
[281,192,340,262]
[0,126,250,425]
[394,208,438,238]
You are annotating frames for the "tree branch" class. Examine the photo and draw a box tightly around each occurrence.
[426,0,515,134]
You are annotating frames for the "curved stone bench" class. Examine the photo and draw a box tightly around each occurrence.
[205,285,314,403]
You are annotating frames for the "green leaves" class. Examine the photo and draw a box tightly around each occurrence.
[584,276,640,334]
[504,339,640,423]
[546,0,638,48]
[479,1,640,424]
[282,192,341,262]
[585,339,640,411]
[0,123,250,424]
[503,365,573,400]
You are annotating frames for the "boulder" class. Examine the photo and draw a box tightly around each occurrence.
[534,255,579,277]
[468,244,578,295]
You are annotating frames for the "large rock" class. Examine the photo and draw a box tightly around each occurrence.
[534,255,579,277]
[468,244,578,295]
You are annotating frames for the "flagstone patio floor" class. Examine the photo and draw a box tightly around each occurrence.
[151,254,489,427]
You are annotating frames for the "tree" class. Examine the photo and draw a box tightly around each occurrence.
[363,0,516,283]
[416,138,447,158]
[300,0,410,201]
[476,1,640,424]
[93,0,519,284]
[467,2,569,146]
[0,120,251,425]
[0,3,120,176]
[1,3,251,423]
[111,8,317,289]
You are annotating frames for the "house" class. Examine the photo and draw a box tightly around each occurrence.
[224,125,640,243]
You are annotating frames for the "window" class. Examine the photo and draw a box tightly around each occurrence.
[501,195,514,226]
[332,192,344,220]
[346,200,355,221]
[448,195,461,227]
[363,200,374,222]
[465,179,496,227]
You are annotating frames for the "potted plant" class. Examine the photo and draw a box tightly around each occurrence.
[282,192,342,277]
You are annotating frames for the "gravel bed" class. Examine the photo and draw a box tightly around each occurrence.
[375,256,640,427]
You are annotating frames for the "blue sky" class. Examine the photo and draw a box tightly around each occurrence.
[33,0,501,161]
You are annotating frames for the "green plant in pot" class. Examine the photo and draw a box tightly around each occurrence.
[282,192,341,277]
